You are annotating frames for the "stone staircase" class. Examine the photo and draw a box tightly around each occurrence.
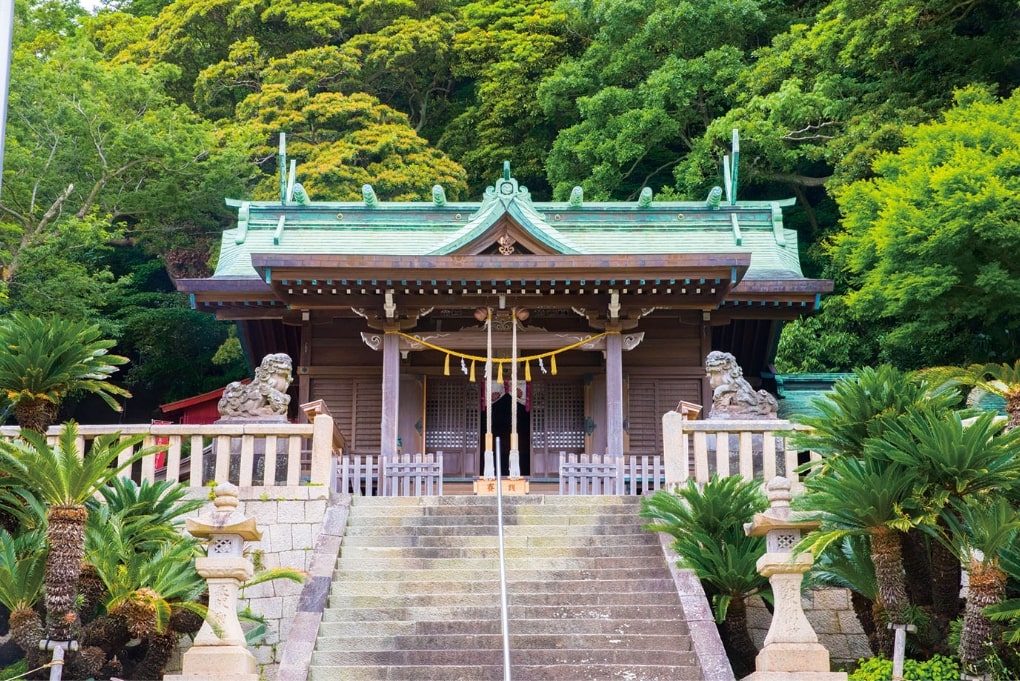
[307,494,709,681]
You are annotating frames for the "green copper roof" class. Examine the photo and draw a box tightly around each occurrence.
[213,170,806,283]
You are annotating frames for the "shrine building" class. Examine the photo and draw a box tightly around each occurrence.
[178,154,831,480]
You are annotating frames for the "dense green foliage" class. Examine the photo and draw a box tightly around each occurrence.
[641,476,769,677]
[847,654,959,681]
[794,368,1020,674]
[0,0,1018,407]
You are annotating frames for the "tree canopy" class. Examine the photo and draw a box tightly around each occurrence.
[3,0,1020,410]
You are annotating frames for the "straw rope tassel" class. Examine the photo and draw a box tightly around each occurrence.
[444,353,450,376]
[497,361,504,384]
[469,360,476,382]
[550,354,558,375]
[525,360,531,382]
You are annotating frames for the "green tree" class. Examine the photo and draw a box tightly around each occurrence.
[0,529,46,655]
[641,476,769,677]
[0,313,131,433]
[540,0,770,200]
[442,0,575,198]
[827,87,1020,368]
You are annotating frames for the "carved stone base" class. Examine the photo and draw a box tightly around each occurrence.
[473,477,529,495]
[753,642,840,674]
[166,645,259,681]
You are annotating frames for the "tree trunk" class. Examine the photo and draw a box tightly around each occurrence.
[900,528,933,607]
[45,504,88,639]
[719,595,758,678]
[871,527,909,622]
[127,629,180,681]
[959,560,1006,672]
[849,590,881,655]
[14,399,58,435]
[928,520,963,653]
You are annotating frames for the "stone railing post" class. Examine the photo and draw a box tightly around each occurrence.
[166,483,262,681]
[742,477,846,681]
[662,401,701,489]
[302,399,345,490]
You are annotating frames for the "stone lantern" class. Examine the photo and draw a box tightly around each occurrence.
[166,483,262,681]
[742,477,846,681]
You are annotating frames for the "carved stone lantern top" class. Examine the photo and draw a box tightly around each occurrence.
[744,476,819,555]
[185,482,263,545]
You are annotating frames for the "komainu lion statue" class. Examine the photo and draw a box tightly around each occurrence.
[217,353,294,419]
[705,351,778,419]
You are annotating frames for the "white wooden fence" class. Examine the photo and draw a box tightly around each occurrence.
[557,453,666,496]
[337,452,445,497]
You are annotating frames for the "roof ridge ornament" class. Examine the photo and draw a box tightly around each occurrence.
[723,128,740,205]
[638,187,653,208]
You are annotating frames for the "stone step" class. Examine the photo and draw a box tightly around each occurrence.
[309,663,700,681]
[310,647,699,667]
[339,533,655,548]
[343,523,648,537]
[345,514,647,529]
[317,632,692,652]
[338,543,661,560]
[331,566,670,582]
[329,555,670,571]
[317,616,690,638]
[320,603,691,623]
[327,590,681,609]
[328,577,677,596]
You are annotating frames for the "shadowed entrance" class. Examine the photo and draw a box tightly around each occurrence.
[482,393,530,477]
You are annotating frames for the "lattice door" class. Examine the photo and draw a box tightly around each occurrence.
[531,380,585,476]
[424,378,480,477]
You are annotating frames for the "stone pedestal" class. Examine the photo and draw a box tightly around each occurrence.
[165,483,263,681]
[742,477,846,681]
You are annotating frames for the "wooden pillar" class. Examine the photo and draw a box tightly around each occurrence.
[605,330,624,458]
[380,330,400,458]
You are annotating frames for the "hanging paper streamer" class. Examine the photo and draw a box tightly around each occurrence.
[524,360,531,382]
[469,360,476,382]
[461,357,468,375]
[392,329,608,379]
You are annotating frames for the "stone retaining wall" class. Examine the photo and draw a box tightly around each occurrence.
[166,486,333,681]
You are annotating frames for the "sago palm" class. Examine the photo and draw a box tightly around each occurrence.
[793,364,957,465]
[870,408,1020,631]
[0,422,149,639]
[0,313,131,433]
[641,476,769,678]
[920,359,1020,431]
[795,455,927,651]
[942,497,1020,673]
[0,528,46,653]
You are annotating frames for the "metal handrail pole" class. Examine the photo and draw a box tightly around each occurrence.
[494,437,512,681]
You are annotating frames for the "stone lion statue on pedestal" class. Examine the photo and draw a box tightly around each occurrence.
[217,353,293,420]
[705,351,778,419]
